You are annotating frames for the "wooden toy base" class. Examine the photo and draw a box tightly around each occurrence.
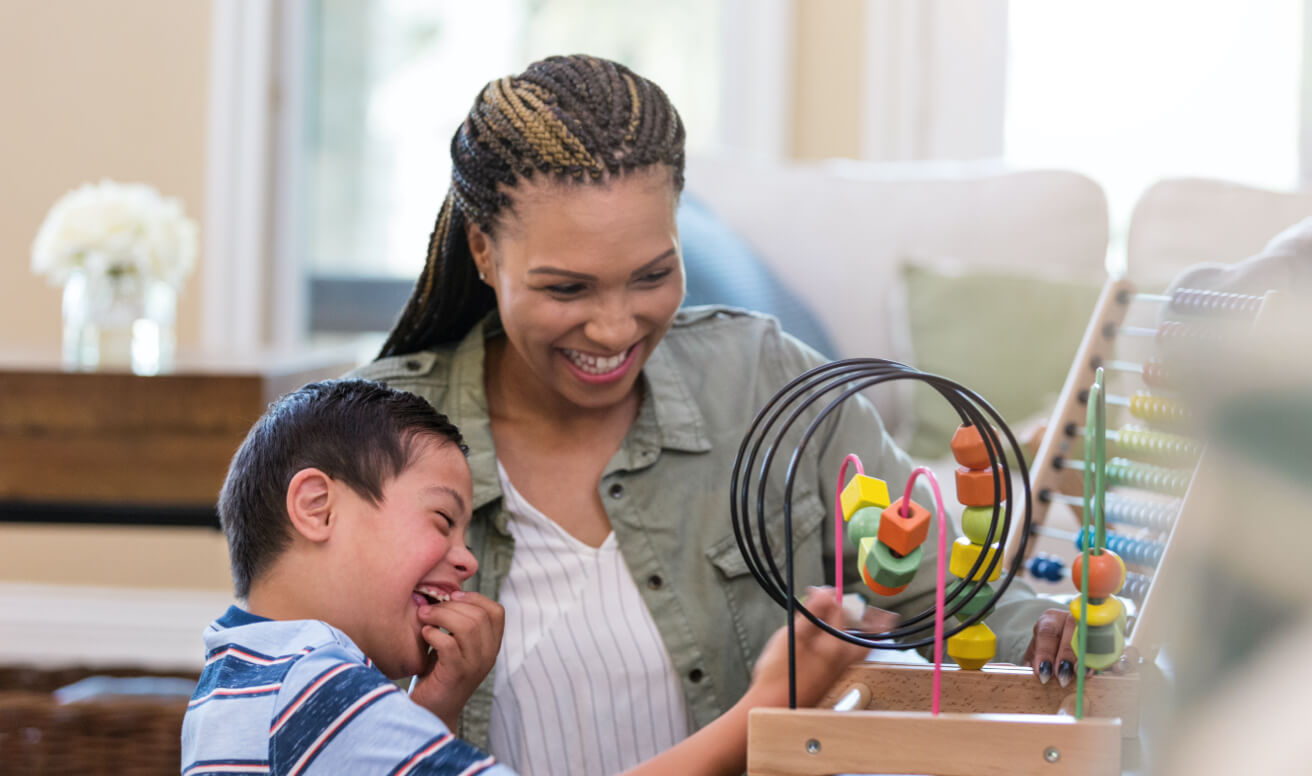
[819,662,1140,736]
[748,707,1121,776]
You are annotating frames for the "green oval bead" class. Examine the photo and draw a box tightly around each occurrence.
[959,506,999,545]
[847,506,882,548]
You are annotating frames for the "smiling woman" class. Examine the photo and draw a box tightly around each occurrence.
[347,54,1036,776]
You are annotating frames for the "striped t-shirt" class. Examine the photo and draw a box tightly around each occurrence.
[181,606,516,776]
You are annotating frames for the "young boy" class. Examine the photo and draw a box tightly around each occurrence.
[183,379,868,775]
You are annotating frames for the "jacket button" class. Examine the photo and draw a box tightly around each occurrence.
[688,668,704,683]
[608,483,624,499]
[647,575,663,590]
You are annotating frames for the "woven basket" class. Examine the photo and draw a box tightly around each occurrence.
[0,665,195,776]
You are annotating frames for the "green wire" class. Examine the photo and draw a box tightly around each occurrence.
[1075,367,1107,718]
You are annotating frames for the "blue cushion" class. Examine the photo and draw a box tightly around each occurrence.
[678,196,837,357]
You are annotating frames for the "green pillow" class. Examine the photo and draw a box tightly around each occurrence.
[899,260,1103,460]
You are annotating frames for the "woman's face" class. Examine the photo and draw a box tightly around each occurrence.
[470,167,684,412]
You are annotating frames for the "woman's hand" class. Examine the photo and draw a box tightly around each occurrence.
[408,591,505,729]
[1021,607,1138,685]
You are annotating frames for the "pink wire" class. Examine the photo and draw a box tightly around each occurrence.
[833,454,865,604]
[901,466,948,715]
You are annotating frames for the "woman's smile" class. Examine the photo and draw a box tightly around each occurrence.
[559,344,640,383]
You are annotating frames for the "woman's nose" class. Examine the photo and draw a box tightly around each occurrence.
[584,296,638,351]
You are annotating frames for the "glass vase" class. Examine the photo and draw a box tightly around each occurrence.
[62,270,177,375]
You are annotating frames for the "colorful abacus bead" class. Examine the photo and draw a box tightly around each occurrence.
[877,497,931,556]
[1028,553,1065,582]
[948,537,1002,582]
[1073,622,1126,671]
[948,622,996,670]
[1068,595,1125,628]
[1070,549,1127,598]
[841,474,891,520]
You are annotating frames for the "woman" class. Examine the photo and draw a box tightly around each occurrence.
[354,54,1042,774]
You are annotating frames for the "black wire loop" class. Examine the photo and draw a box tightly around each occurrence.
[729,358,1034,707]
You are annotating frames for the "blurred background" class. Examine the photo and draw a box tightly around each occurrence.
[1,2,1309,772]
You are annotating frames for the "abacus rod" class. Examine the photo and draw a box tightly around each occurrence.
[1118,326,1159,338]
[1105,359,1143,373]
[1135,293,1171,303]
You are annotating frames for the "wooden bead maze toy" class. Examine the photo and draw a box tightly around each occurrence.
[732,359,1131,776]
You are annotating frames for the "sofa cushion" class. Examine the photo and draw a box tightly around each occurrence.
[898,259,1102,459]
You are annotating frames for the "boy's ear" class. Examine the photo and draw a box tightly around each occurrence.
[286,468,335,543]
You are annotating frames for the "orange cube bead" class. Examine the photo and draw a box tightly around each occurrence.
[878,497,931,556]
[955,466,1008,507]
[950,424,993,469]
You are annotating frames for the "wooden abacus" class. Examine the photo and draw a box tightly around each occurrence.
[1023,279,1277,660]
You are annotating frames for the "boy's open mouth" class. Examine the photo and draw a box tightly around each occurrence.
[414,586,452,606]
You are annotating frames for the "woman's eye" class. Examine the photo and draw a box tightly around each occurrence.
[546,283,586,296]
[638,268,673,284]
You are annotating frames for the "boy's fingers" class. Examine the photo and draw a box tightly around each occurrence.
[421,626,461,662]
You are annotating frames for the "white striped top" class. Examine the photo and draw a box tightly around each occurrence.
[488,462,690,776]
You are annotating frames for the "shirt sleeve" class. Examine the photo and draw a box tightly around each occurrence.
[269,646,518,776]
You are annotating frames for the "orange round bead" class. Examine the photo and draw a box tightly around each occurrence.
[1071,550,1126,598]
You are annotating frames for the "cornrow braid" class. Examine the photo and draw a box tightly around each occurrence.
[378,54,686,358]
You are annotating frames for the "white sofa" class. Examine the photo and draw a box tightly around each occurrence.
[683,154,1112,443]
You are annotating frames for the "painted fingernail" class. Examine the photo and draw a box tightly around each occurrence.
[1038,661,1052,685]
[1057,661,1074,688]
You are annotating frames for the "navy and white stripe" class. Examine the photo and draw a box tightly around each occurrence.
[181,606,515,775]
[489,463,689,776]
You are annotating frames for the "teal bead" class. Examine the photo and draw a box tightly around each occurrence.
[847,506,882,549]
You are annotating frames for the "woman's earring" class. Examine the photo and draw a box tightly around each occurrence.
[478,271,486,282]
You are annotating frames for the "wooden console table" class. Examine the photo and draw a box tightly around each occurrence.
[0,348,362,528]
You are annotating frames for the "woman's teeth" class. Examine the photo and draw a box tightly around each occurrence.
[564,347,629,374]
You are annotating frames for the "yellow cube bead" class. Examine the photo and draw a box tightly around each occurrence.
[948,537,1002,582]
[841,474,891,521]
[948,623,996,670]
[1068,595,1125,628]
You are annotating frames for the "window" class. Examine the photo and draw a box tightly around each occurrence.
[1005,0,1304,270]
[297,0,722,334]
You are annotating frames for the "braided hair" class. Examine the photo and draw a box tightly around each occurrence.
[377,54,687,358]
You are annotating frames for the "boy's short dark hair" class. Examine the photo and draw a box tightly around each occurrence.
[217,379,466,598]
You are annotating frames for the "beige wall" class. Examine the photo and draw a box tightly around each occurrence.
[790,0,865,160]
[0,0,228,592]
[0,0,211,354]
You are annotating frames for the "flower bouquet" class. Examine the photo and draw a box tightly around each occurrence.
[31,180,198,374]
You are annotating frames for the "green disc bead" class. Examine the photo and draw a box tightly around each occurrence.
[952,581,995,622]
[847,506,883,549]
[864,538,923,590]
[1072,623,1126,671]
[959,506,999,545]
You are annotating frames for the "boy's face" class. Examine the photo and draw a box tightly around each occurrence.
[326,434,477,679]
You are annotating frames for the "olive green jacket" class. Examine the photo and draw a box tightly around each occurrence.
[350,306,1046,749]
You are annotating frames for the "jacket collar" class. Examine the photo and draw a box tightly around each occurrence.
[447,313,712,512]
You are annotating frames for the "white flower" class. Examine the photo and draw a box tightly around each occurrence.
[31,179,199,288]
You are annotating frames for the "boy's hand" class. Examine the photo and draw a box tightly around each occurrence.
[409,591,505,729]
[746,587,877,709]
